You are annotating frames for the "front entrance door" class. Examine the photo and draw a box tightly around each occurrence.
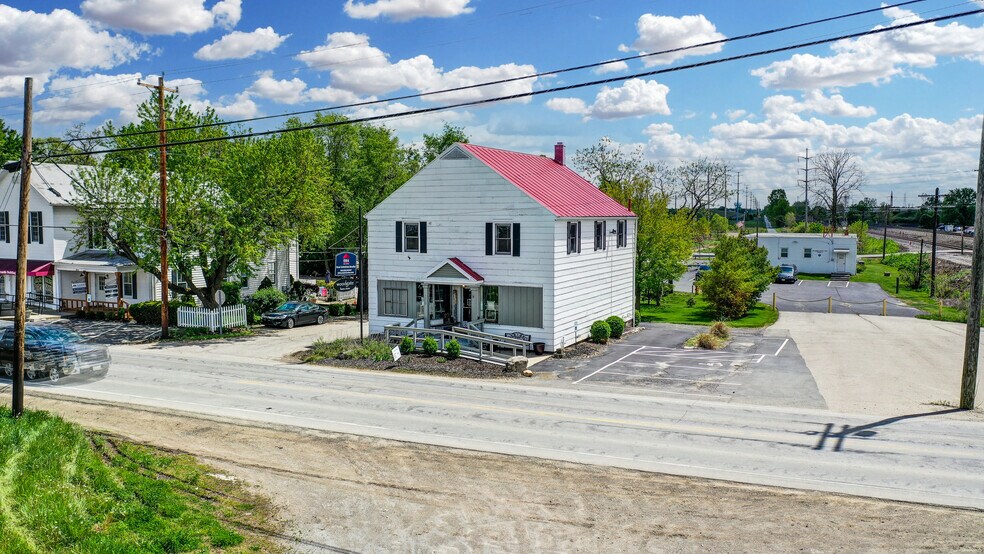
[835,252,847,273]
[462,288,473,323]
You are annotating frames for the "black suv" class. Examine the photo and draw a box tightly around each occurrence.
[0,324,111,382]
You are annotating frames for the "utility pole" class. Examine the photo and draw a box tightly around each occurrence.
[882,192,892,261]
[358,206,364,344]
[735,171,740,220]
[11,78,32,418]
[917,239,925,289]
[798,148,812,228]
[930,187,940,297]
[960,114,984,410]
[138,76,178,338]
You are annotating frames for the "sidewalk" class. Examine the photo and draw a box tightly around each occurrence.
[769,312,984,416]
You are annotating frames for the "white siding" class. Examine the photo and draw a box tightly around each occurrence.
[366,155,556,347]
[551,218,636,349]
[756,234,857,275]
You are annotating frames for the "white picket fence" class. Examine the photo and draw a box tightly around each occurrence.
[177,304,247,332]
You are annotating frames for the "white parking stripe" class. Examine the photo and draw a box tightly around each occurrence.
[774,339,789,356]
[572,346,647,385]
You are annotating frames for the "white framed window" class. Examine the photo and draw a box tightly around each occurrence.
[567,222,581,255]
[494,223,512,255]
[804,248,812,258]
[383,288,409,317]
[28,211,43,244]
[122,273,137,299]
[780,247,789,258]
[0,212,8,243]
[617,220,627,248]
[594,221,606,251]
[483,286,498,323]
[404,222,420,252]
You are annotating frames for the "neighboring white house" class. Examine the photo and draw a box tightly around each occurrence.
[756,233,858,275]
[0,162,297,310]
[366,142,637,352]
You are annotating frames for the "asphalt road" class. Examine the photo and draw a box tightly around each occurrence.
[26,343,984,511]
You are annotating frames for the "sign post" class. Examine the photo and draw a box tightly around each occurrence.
[214,289,226,335]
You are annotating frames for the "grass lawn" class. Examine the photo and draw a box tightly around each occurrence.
[640,292,778,328]
[0,408,281,553]
[852,261,964,323]
[162,326,255,341]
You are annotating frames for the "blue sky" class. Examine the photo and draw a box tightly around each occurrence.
[1,0,982,207]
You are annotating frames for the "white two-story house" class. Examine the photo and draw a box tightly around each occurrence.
[0,162,297,311]
[366,143,637,352]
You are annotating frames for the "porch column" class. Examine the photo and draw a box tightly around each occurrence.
[116,271,123,307]
[83,271,89,309]
[422,284,429,328]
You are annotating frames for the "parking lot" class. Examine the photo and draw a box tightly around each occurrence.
[541,324,825,409]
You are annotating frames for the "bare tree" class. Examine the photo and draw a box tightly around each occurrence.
[810,150,864,231]
[674,158,730,219]
[573,137,675,199]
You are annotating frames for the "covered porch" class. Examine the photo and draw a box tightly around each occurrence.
[415,257,485,330]
[54,251,140,313]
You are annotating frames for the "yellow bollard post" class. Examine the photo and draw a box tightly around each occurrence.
[882,299,887,317]
[773,292,777,310]
[828,297,832,313]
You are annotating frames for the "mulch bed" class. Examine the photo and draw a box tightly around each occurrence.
[311,353,521,379]
[553,341,606,359]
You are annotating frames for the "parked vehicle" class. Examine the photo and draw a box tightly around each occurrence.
[261,301,329,329]
[0,324,110,382]
[775,264,798,284]
[966,227,975,237]
[694,264,712,280]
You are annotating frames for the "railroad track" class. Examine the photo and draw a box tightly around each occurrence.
[877,226,974,253]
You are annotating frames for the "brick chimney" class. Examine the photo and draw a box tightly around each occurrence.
[554,142,565,165]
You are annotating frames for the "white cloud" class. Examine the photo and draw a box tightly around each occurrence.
[727,109,748,121]
[593,60,629,75]
[81,0,242,35]
[307,86,365,105]
[35,73,146,124]
[619,14,726,66]
[212,92,258,119]
[763,90,876,118]
[347,101,473,132]
[344,0,474,21]
[547,79,670,120]
[247,71,308,105]
[751,7,984,89]
[297,32,537,102]
[194,27,289,61]
[0,6,146,97]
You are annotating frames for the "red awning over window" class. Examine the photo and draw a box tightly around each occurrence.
[0,259,54,276]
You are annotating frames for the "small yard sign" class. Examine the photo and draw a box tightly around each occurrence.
[335,251,358,277]
[392,345,401,362]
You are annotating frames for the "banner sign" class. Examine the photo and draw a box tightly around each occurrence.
[103,283,118,296]
[335,251,358,277]
[71,281,87,294]
[335,278,357,292]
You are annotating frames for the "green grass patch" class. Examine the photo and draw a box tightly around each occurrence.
[306,338,393,362]
[850,260,965,322]
[793,273,830,281]
[640,292,778,328]
[859,236,900,255]
[162,326,254,342]
[0,408,282,553]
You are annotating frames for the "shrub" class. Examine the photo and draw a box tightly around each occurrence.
[445,339,461,360]
[590,320,611,344]
[399,336,415,354]
[75,309,85,319]
[220,282,242,306]
[634,309,641,325]
[328,303,344,317]
[695,332,722,350]
[350,339,394,361]
[686,296,697,308]
[128,300,194,325]
[605,316,625,339]
[701,236,776,320]
[345,303,358,316]
[257,276,274,290]
[422,336,438,356]
[709,321,730,339]
[245,288,287,322]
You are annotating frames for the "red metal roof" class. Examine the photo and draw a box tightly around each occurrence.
[459,143,636,218]
[448,257,484,282]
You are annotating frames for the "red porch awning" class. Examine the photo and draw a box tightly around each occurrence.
[0,259,55,276]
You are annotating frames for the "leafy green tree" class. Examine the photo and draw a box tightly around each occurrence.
[944,187,975,228]
[846,197,878,224]
[73,95,335,308]
[764,189,790,223]
[0,118,21,163]
[701,236,776,320]
[782,211,797,228]
[710,213,729,236]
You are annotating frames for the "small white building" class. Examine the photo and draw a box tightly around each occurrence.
[0,163,297,310]
[756,233,858,275]
[366,143,637,352]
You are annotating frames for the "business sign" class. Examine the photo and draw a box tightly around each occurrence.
[391,346,401,362]
[335,251,358,277]
[103,282,118,296]
[71,281,86,294]
[335,278,357,292]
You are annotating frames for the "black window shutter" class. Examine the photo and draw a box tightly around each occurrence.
[603,221,607,250]
[576,222,582,253]
[485,222,493,255]
[395,221,403,252]
[132,274,138,299]
[512,223,520,257]
[37,212,43,245]
[420,221,427,253]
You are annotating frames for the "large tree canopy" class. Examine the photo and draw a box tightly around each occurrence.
[0,118,21,164]
[73,95,335,308]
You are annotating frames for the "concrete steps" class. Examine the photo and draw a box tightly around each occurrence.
[829,273,852,281]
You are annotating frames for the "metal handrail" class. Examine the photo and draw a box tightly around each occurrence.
[384,325,526,364]
[451,326,531,348]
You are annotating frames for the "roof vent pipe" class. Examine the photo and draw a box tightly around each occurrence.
[554,142,565,165]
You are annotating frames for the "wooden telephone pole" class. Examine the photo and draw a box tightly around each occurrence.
[960,114,984,410]
[138,76,178,338]
[11,78,33,418]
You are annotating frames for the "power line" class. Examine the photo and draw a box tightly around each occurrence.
[12,0,934,138]
[38,7,983,161]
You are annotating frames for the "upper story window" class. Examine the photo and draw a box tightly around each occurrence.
[396,221,427,253]
[780,247,788,258]
[28,211,42,244]
[594,220,606,251]
[87,222,109,250]
[617,220,627,248]
[567,221,581,255]
[804,248,812,258]
[0,212,8,243]
[495,223,512,255]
